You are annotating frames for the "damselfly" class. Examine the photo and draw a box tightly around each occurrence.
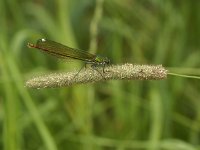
[28,39,110,77]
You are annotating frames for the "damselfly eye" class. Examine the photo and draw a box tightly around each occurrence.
[103,57,110,65]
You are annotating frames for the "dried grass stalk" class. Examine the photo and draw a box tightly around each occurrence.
[25,63,168,88]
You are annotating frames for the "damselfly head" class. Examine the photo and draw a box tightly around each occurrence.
[103,57,110,65]
[95,56,110,65]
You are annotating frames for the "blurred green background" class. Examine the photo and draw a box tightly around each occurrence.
[0,0,200,150]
